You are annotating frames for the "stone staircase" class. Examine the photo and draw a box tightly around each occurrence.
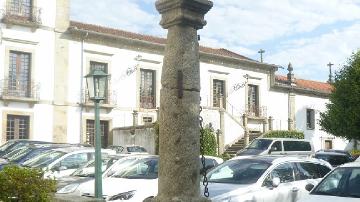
[224,131,262,156]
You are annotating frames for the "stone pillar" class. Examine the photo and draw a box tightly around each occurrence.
[263,119,268,133]
[219,108,225,154]
[53,0,70,142]
[268,116,273,131]
[288,92,295,130]
[154,1,212,202]
[242,114,249,146]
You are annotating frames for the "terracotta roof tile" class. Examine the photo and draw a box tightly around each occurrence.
[69,21,252,61]
[275,75,333,93]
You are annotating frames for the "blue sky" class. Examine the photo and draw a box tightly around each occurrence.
[71,0,360,82]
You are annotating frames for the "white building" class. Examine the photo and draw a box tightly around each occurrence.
[0,0,351,153]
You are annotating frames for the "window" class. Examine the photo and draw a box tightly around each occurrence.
[140,69,156,109]
[263,163,295,187]
[283,141,312,151]
[58,153,90,170]
[8,51,31,97]
[270,141,282,152]
[142,116,153,124]
[213,79,226,109]
[8,0,33,19]
[86,120,109,148]
[6,115,29,140]
[295,162,331,180]
[306,109,315,130]
[325,140,333,149]
[247,84,259,116]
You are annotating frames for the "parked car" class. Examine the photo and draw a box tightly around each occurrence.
[0,144,71,170]
[317,149,355,161]
[57,154,155,196]
[236,138,314,156]
[299,161,360,202]
[81,155,159,201]
[0,139,51,157]
[56,154,128,190]
[204,155,332,202]
[315,150,353,167]
[58,155,221,200]
[107,145,148,154]
[22,147,115,179]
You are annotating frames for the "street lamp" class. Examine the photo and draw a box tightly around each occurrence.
[85,68,108,199]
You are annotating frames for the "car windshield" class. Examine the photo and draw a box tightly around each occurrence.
[106,158,144,177]
[112,158,158,179]
[246,139,272,150]
[207,159,271,184]
[23,151,65,168]
[72,158,110,177]
[312,167,360,198]
[0,141,16,152]
[315,154,350,167]
[8,147,33,161]
[2,146,27,159]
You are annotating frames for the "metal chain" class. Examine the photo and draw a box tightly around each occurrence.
[199,105,209,197]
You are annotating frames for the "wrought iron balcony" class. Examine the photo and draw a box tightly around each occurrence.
[245,104,267,118]
[140,95,156,109]
[84,89,117,106]
[1,3,41,27]
[0,78,40,101]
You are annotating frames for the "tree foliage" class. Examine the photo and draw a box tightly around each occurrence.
[319,51,360,141]
[264,130,304,139]
[0,166,56,202]
[153,122,218,156]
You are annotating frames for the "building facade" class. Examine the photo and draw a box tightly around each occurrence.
[0,0,352,153]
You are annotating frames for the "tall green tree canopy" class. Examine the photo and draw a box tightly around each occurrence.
[319,51,360,141]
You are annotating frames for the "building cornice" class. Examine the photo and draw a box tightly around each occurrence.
[67,24,278,74]
[271,83,331,98]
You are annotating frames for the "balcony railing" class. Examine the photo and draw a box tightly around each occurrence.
[84,89,117,106]
[0,78,40,100]
[245,104,267,118]
[1,3,41,27]
[140,95,155,109]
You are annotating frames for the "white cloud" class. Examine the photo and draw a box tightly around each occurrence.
[204,0,360,45]
[70,0,164,36]
[267,23,360,81]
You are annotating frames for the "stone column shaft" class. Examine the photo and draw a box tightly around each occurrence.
[155,0,212,201]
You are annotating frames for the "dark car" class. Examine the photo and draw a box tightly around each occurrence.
[0,140,51,157]
[315,151,353,167]
[0,144,74,170]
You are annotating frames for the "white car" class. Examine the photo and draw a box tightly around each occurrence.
[22,147,115,179]
[298,161,360,202]
[57,154,151,196]
[80,155,159,201]
[204,155,332,202]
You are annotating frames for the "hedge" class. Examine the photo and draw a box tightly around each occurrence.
[0,165,56,202]
[263,130,304,139]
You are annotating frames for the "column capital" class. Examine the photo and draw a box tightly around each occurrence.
[156,0,213,29]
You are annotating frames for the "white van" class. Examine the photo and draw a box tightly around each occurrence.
[236,138,314,156]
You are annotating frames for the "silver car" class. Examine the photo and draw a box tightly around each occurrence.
[203,155,332,202]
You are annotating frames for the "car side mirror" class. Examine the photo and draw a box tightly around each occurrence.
[272,177,280,187]
[305,183,315,192]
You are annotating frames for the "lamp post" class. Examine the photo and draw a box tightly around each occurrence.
[85,68,108,199]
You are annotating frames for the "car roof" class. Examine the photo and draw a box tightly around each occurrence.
[257,138,311,142]
[315,151,348,156]
[50,147,95,153]
[231,155,328,165]
[338,161,360,168]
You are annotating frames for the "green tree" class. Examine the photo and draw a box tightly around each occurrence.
[319,51,360,141]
